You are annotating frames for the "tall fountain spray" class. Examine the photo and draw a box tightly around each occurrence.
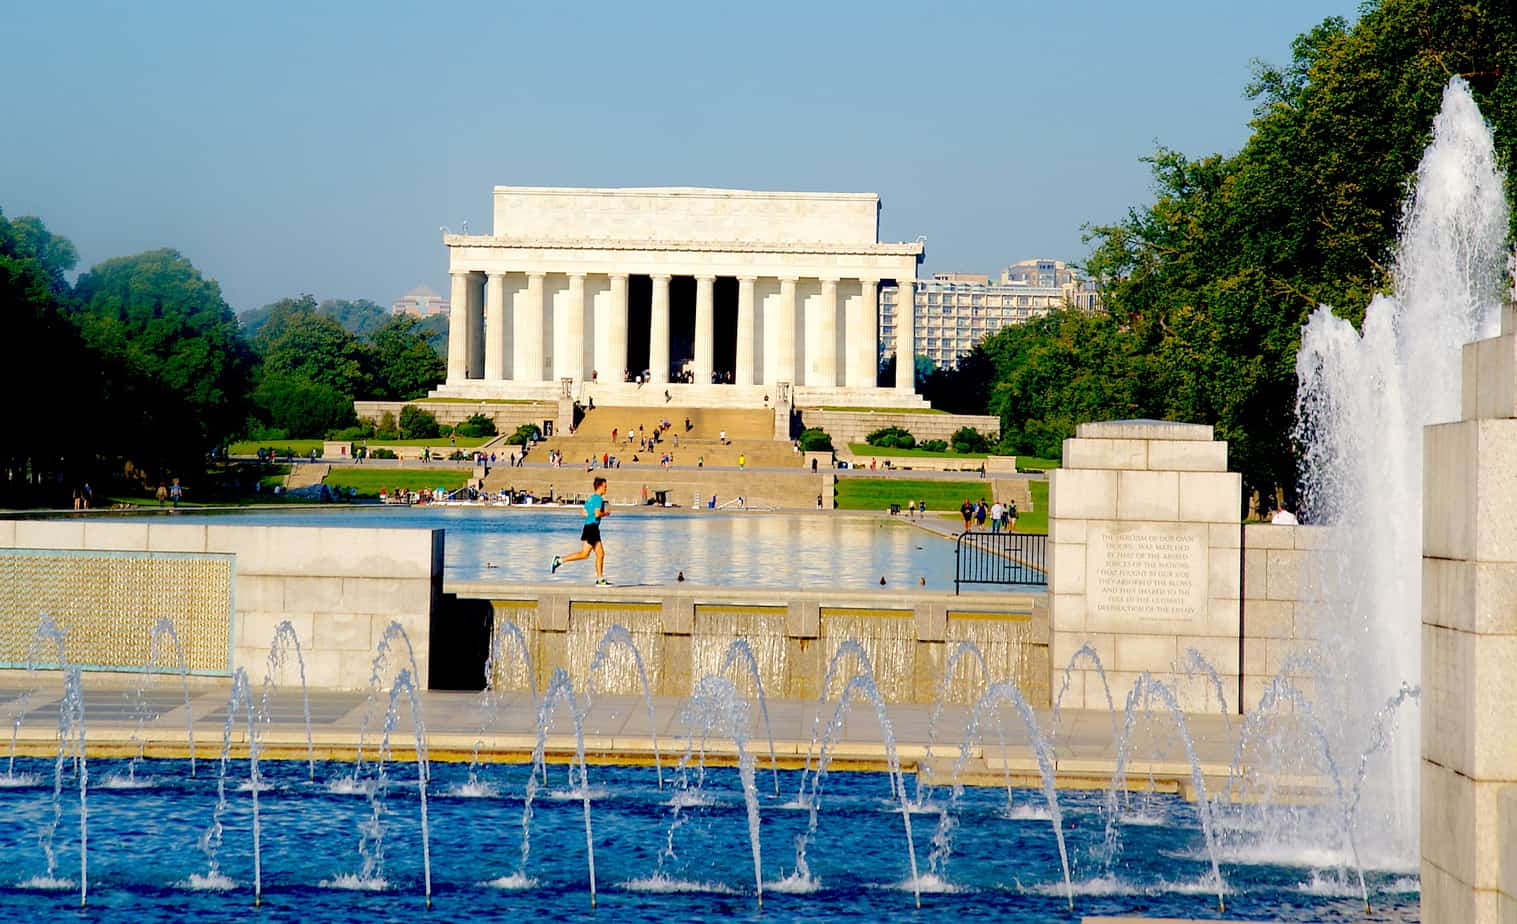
[1295,76,1510,862]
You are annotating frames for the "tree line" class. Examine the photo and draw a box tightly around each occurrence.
[925,0,1517,510]
[0,217,443,506]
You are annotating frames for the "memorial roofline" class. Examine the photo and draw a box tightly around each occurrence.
[442,234,924,257]
[491,185,879,203]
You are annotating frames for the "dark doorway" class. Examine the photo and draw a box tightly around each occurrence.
[713,277,737,382]
[670,276,696,382]
[627,275,651,380]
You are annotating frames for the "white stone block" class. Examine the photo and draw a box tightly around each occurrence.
[1147,439,1228,472]
[1475,563,1517,634]
[1242,548,1268,599]
[339,577,431,616]
[1177,471,1241,523]
[1115,470,1179,521]
[1048,517,1086,544]
[0,520,14,548]
[1114,634,1177,673]
[1049,469,1117,520]
[1425,420,1476,561]
[1475,421,1517,562]
[1063,437,1147,470]
[1499,787,1517,906]
[1208,546,1240,599]
[1205,598,1241,637]
[1048,542,1086,595]
[1076,420,1212,441]
[1051,630,1113,674]
[1472,634,1517,780]
[1243,599,1296,639]
[1265,549,1301,602]
[1183,635,1240,675]
[1424,557,1474,633]
[1242,523,1294,549]
[282,575,346,613]
[1209,523,1241,549]
[313,612,372,652]
[1474,333,1517,421]
[1243,638,1267,676]
[1049,593,1086,632]
[82,521,149,551]
[146,523,207,553]
[1463,337,1481,423]
[14,520,85,549]
[235,576,287,615]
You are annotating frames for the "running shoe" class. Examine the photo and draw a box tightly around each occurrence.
[594,578,612,586]
[550,555,561,574]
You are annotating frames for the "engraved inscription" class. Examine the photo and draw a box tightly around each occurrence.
[1088,524,1206,626]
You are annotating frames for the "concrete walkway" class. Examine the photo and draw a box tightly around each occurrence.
[0,671,1268,800]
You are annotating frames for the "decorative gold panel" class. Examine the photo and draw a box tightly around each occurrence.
[0,550,234,675]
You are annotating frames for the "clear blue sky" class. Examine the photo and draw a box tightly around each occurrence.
[1,0,1362,312]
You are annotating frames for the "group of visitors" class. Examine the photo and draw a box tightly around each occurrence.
[959,497,1017,532]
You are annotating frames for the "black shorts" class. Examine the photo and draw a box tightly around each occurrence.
[580,523,602,546]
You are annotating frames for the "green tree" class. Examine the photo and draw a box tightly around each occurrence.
[250,295,368,396]
[0,211,97,503]
[398,404,440,439]
[365,315,446,400]
[252,373,358,438]
[72,248,253,480]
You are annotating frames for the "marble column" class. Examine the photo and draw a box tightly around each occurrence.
[814,277,839,387]
[559,273,586,384]
[466,273,485,378]
[847,278,878,388]
[776,276,798,385]
[736,276,757,386]
[694,274,715,385]
[514,272,545,382]
[484,272,507,380]
[649,274,671,384]
[607,273,629,382]
[447,271,469,381]
[895,278,915,394]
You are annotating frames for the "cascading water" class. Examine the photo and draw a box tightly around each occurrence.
[1295,76,1511,863]
[261,619,315,781]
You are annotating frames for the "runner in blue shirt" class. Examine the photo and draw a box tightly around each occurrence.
[551,476,611,584]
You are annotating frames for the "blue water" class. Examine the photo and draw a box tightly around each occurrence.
[0,758,1417,922]
[160,506,1013,591]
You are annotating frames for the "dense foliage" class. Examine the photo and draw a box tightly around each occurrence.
[454,413,498,439]
[934,0,1517,508]
[798,427,834,452]
[865,426,915,449]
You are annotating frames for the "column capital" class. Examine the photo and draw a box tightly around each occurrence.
[695,274,717,283]
[779,276,799,285]
[568,272,587,282]
[650,273,672,283]
[819,276,841,285]
[737,275,758,283]
[857,277,879,286]
[527,271,546,282]
[485,269,508,279]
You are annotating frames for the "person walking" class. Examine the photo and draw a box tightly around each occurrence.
[974,499,987,529]
[989,500,1004,533]
[551,476,612,584]
[1007,499,1018,532]
[960,498,973,532]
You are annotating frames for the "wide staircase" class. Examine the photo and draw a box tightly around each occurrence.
[538,406,800,469]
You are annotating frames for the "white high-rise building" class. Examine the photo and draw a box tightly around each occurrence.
[880,259,1102,370]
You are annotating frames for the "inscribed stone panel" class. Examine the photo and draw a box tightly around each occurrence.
[1086,522,1208,633]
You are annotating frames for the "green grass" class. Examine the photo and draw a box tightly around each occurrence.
[1017,481,1049,533]
[835,478,988,511]
[819,405,948,414]
[325,467,470,498]
[847,442,989,459]
[1015,456,1061,472]
[229,439,325,456]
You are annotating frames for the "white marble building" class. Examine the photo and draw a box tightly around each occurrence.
[431,186,926,408]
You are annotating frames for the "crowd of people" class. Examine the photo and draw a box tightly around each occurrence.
[959,497,1017,532]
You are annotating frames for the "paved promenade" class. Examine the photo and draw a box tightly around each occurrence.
[0,671,1254,800]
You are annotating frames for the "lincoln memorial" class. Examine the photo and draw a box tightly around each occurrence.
[430,185,927,408]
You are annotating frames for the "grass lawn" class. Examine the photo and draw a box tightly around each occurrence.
[835,478,987,511]
[847,442,988,459]
[1017,481,1049,533]
[371,436,491,447]
[229,439,325,456]
[325,467,470,498]
[1016,456,1061,472]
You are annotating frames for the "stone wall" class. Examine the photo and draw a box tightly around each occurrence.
[1048,421,1242,712]
[353,399,554,431]
[0,520,442,690]
[446,581,1047,705]
[797,409,1000,448]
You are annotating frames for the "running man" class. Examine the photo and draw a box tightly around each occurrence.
[551,476,612,584]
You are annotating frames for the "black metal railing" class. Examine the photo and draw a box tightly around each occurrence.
[954,531,1047,593]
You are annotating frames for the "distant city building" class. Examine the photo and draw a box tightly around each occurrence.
[881,259,1103,370]
[391,285,449,317]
